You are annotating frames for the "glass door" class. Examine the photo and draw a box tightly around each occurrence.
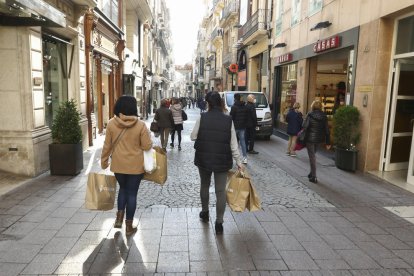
[385,58,414,171]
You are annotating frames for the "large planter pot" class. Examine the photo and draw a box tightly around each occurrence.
[49,143,84,175]
[334,147,358,172]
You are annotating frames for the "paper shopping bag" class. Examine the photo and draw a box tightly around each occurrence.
[247,180,261,211]
[85,172,117,211]
[143,146,167,185]
[226,171,251,212]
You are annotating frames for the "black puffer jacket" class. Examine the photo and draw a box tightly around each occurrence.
[246,102,257,128]
[230,100,248,129]
[194,108,233,172]
[304,110,330,144]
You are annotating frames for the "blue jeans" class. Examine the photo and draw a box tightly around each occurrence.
[114,173,143,220]
[236,129,247,157]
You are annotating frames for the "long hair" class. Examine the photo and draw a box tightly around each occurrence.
[113,95,138,117]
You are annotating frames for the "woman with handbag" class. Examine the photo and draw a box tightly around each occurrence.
[303,100,331,183]
[154,99,174,151]
[191,92,244,234]
[170,97,184,150]
[101,96,153,236]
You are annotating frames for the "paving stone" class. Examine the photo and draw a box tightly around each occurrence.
[320,235,357,250]
[300,241,340,260]
[372,235,412,250]
[289,228,323,242]
[160,235,189,252]
[0,263,26,276]
[306,221,341,235]
[337,227,374,242]
[279,251,319,270]
[253,259,288,270]
[20,229,57,245]
[355,241,396,260]
[355,222,389,235]
[336,250,380,269]
[122,262,157,273]
[55,223,88,237]
[189,243,220,261]
[261,222,291,235]
[190,260,223,272]
[40,237,78,254]
[376,258,411,269]
[20,253,65,274]
[269,235,303,250]
[157,252,190,272]
[280,272,312,276]
[87,252,127,273]
[221,255,256,271]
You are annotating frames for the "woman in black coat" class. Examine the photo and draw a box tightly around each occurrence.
[154,99,174,151]
[303,100,331,183]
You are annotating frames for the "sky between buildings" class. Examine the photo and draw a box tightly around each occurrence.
[166,0,206,66]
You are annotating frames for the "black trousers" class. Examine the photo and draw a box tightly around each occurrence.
[245,127,256,151]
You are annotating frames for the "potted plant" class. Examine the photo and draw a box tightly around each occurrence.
[49,99,84,175]
[333,105,361,172]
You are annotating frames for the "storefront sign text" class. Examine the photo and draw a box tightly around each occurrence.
[277,53,293,64]
[313,36,340,53]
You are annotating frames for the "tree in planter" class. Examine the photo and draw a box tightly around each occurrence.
[51,100,82,144]
[333,105,361,171]
[49,99,84,175]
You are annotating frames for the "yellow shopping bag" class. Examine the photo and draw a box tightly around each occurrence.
[143,146,167,185]
[226,170,261,212]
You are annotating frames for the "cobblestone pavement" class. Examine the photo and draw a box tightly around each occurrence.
[3,109,414,275]
[135,109,331,209]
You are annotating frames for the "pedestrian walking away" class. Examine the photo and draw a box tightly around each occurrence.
[170,97,184,150]
[101,95,153,236]
[191,91,244,234]
[286,102,303,157]
[245,94,259,154]
[230,93,249,164]
[303,100,331,183]
[154,99,175,151]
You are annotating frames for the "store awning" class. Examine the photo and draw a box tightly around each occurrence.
[0,0,66,28]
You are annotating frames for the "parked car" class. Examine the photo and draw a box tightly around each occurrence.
[219,91,273,140]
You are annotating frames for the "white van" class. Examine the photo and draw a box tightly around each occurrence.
[219,91,273,140]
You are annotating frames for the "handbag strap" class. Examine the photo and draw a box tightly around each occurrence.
[111,128,127,156]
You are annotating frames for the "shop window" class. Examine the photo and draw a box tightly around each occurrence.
[396,15,414,55]
[279,63,298,131]
[308,0,322,16]
[43,39,68,128]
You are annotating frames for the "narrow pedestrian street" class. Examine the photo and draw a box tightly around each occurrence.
[1,108,414,275]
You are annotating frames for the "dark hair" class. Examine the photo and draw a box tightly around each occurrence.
[337,81,346,90]
[113,95,138,117]
[205,92,222,111]
[234,93,241,101]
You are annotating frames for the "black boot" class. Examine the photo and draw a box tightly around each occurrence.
[215,222,223,234]
[199,211,209,222]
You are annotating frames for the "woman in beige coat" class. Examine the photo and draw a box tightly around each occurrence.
[101,96,152,235]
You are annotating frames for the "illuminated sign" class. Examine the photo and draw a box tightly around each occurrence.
[313,36,340,53]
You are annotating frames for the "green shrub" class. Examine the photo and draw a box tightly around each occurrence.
[333,105,361,150]
[51,99,82,144]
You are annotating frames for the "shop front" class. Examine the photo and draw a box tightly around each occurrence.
[381,14,414,185]
[84,8,124,143]
[272,27,359,139]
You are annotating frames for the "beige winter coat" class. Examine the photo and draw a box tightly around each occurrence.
[101,114,153,174]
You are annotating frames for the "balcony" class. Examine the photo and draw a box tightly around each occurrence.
[239,9,268,46]
[220,0,239,27]
[125,0,152,21]
[211,27,223,45]
[213,0,224,14]
[158,31,168,54]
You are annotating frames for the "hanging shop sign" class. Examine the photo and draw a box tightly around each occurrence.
[277,53,293,64]
[229,63,238,73]
[313,36,340,53]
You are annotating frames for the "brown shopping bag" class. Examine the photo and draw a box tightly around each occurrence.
[143,146,167,185]
[226,171,251,212]
[85,172,117,211]
[248,180,262,211]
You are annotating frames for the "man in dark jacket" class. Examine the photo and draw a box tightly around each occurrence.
[230,93,248,163]
[154,99,174,151]
[245,94,258,154]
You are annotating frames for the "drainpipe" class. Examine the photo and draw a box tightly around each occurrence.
[266,0,273,101]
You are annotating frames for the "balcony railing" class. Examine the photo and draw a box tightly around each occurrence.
[239,9,267,41]
[211,27,224,41]
[221,0,239,21]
